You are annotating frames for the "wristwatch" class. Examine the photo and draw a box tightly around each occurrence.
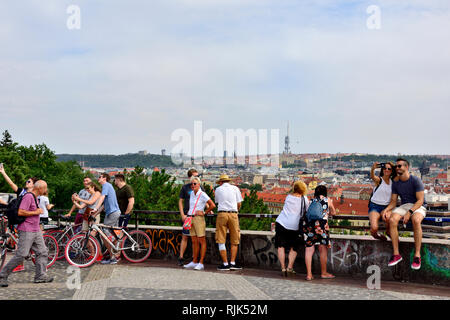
[408,209,414,215]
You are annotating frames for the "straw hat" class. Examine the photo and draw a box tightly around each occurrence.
[216,174,232,184]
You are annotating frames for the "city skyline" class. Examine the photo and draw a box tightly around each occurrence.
[1,1,449,155]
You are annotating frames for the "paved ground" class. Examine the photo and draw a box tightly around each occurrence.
[0,258,449,300]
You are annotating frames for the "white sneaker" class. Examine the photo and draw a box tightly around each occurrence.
[194,263,204,271]
[183,261,198,269]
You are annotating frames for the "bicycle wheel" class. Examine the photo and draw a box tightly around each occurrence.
[0,244,7,272]
[121,230,152,263]
[65,234,99,268]
[46,229,71,260]
[31,234,59,269]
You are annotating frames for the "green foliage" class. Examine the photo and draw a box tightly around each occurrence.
[240,190,270,214]
[0,132,85,208]
[56,153,177,168]
[239,190,271,230]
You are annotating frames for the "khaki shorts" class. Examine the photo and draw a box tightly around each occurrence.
[82,214,100,231]
[190,215,206,237]
[393,203,427,218]
[215,212,240,245]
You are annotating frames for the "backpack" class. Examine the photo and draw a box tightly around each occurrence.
[6,192,38,227]
[306,198,326,220]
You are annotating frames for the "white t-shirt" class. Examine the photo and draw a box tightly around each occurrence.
[188,190,211,216]
[38,196,50,218]
[276,194,310,231]
[371,178,393,206]
[214,183,243,212]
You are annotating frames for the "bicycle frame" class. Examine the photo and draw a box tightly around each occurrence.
[87,223,138,253]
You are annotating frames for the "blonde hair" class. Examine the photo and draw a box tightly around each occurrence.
[292,181,307,196]
[190,176,201,185]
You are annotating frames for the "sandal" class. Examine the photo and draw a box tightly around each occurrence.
[287,268,296,276]
[281,269,287,277]
[321,274,335,279]
[305,275,314,281]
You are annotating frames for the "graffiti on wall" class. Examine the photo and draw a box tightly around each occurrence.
[251,237,278,266]
[145,229,181,256]
[330,240,391,270]
[417,244,450,278]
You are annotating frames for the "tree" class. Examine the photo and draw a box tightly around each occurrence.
[0,130,17,151]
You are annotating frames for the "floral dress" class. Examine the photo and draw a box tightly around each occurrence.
[302,197,331,248]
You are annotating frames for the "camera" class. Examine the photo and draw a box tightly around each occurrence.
[379,163,386,169]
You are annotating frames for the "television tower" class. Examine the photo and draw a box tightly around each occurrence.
[284,121,291,154]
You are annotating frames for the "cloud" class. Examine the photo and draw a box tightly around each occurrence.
[0,0,449,155]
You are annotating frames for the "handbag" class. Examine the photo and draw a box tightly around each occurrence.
[183,191,202,231]
[298,196,307,238]
[82,207,92,221]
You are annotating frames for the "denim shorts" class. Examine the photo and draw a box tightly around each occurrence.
[368,202,387,214]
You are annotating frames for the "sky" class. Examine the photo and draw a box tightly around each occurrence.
[0,0,449,156]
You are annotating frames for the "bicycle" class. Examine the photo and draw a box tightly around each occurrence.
[44,214,82,260]
[0,214,59,271]
[64,215,152,268]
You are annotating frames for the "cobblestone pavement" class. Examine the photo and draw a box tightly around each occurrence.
[0,259,449,300]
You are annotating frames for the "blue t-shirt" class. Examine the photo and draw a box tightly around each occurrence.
[392,175,426,206]
[101,182,121,215]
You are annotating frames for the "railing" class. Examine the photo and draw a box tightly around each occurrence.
[1,208,448,239]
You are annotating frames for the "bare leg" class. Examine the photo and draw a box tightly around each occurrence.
[179,235,188,259]
[198,237,206,264]
[277,247,286,270]
[191,236,199,263]
[389,213,402,256]
[305,246,315,279]
[412,213,424,258]
[319,245,333,277]
[230,244,238,263]
[219,248,228,264]
[287,248,297,270]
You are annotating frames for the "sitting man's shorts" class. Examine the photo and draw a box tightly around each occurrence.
[215,212,241,245]
[190,216,206,237]
[393,203,427,218]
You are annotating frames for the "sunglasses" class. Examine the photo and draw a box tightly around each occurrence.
[396,164,403,168]
[191,183,198,186]
[26,180,32,184]
[384,167,392,171]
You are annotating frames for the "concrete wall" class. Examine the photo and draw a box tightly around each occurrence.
[137,225,450,287]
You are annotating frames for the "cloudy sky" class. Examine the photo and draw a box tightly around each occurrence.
[1,0,449,156]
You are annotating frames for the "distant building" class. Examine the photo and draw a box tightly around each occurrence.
[138,150,148,155]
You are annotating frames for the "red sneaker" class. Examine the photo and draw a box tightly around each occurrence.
[12,265,25,273]
[411,257,421,270]
[388,255,403,267]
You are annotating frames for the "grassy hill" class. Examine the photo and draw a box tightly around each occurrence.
[56,153,177,168]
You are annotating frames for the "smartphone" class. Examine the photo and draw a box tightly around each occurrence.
[0,163,3,170]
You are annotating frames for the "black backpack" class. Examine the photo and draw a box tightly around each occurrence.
[6,192,38,227]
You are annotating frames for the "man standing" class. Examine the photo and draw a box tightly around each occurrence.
[382,158,427,270]
[178,169,203,266]
[114,174,135,228]
[77,173,121,264]
[214,174,243,271]
[0,180,53,287]
[64,176,92,232]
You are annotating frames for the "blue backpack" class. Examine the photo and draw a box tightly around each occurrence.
[306,198,325,220]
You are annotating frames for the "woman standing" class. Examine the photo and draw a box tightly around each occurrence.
[369,162,396,241]
[72,182,102,232]
[38,190,54,231]
[303,185,335,281]
[183,177,215,271]
[275,181,309,277]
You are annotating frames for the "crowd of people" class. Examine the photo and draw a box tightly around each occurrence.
[0,156,428,287]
